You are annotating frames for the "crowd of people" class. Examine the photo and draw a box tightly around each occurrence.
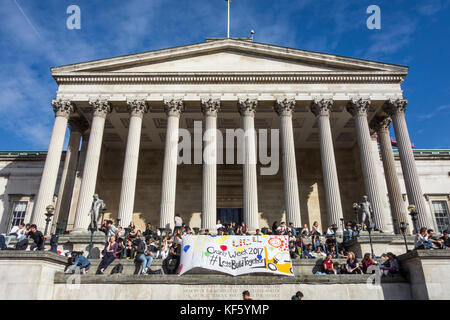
[1,214,449,278]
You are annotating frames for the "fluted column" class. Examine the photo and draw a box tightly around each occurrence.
[201,98,220,232]
[384,98,431,229]
[53,117,88,233]
[347,98,387,231]
[238,98,259,232]
[72,99,112,233]
[67,132,89,231]
[275,98,302,227]
[117,99,149,228]
[311,98,344,228]
[373,116,410,233]
[159,99,184,231]
[31,99,74,230]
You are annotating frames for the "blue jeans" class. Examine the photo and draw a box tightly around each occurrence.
[139,254,153,271]
[67,255,91,273]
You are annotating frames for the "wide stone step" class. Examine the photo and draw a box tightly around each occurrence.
[54,272,407,285]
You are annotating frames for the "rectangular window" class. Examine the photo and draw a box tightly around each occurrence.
[432,200,450,233]
[10,201,28,229]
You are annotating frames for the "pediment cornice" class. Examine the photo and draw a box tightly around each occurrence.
[51,39,409,77]
[53,70,406,85]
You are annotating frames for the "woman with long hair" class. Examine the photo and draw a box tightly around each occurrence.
[345,251,362,274]
[361,253,378,274]
[99,235,118,274]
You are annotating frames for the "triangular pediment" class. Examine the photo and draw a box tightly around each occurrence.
[51,38,408,75]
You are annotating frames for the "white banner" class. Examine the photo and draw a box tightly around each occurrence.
[178,235,294,276]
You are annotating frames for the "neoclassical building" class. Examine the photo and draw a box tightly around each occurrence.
[2,39,450,235]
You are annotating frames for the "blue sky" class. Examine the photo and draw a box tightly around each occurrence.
[0,0,449,150]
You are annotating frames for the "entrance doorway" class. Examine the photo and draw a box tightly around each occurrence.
[216,208,243,225]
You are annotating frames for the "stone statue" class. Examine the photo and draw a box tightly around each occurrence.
[88,194,105,231]
[357,195,375,230]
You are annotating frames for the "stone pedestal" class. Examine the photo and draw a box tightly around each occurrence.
[398,250,450,300]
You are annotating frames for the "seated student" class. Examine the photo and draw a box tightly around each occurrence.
[138,238,154,275]
[303,244,315,259]
[301,224,310,237]
[345,252,362,274]
[414,227,435,249]
[314,246,327,259]
[325,236,336,253]
[343,223,356,243]
[312,235,326,253]
[310,221,321,236]
[163,242,181,274]
[380,252,399,276]
[99,235,118,274]
[328,246,338,259]
[289,241,299,259]
[339,247,349,259]
[142,223,153,239]
[427,229,444,249]
[287,231,296,243]
[6,223,26,245]
[323,253,337,274]
[124,239,135,259]
[65,252,91,274]
[288,223,297,237]
[440,230,450,249]
[116,238,125,259]
[28,224,45,251]
[276,222,288,235]
[361,253,378,274]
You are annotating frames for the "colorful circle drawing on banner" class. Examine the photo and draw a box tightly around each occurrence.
[268,237,282,248]
[183,245,191,253]
[268,236,289,251]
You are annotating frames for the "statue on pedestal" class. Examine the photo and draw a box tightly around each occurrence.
[356,195,375,230]
[88,194,105,231]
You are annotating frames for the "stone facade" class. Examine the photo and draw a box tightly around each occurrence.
[0,149,449,235]
[1,39,449,236]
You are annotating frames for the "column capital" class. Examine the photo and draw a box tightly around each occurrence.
[51,99,75,119]
[371,116,392,134]
[311,98,333,117]
[383,98,408,116]
[89,99,112,118]
[201,98,221,117]
[68,117,89,134]
[238,98,257,117]
[347,97,371,117]
[163,98,184,117]
[126,99,149,118]
[274,98,296,116]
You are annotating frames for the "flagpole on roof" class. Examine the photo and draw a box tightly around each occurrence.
[227,0,230,38]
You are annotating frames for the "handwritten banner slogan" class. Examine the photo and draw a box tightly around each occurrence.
[178,235,294,276]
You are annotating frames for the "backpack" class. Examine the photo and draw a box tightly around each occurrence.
[111,264,123,275]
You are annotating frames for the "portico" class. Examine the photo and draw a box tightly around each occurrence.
[29,39,432,235]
